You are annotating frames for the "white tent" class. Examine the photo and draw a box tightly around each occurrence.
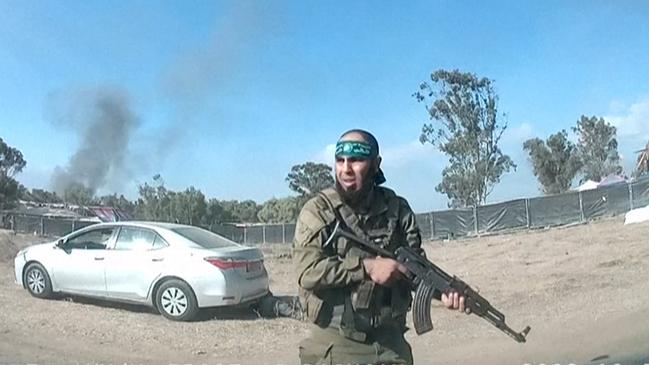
[577,180,599,191]
[598,174,627,187]
[625,205,649,225]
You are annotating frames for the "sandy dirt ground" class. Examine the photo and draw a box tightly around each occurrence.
[1,218,648,365]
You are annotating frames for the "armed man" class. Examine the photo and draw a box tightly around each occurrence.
[293,129,467,365]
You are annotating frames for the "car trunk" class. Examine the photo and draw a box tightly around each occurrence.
[201,246,266,278]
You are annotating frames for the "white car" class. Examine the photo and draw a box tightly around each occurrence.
[14,221,270,321]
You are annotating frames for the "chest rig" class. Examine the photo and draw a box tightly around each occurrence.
[316,187,412,342]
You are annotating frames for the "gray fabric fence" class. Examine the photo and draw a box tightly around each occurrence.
[7,176,649,244]
[419,176,649,240]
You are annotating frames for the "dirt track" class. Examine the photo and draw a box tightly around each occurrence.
[1,218,648,365]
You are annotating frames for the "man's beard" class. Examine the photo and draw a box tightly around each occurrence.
[335,173,375,210]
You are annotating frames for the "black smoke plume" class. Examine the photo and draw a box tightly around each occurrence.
[50,87,139,198]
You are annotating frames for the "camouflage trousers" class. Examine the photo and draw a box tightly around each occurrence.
[298,326,413,365]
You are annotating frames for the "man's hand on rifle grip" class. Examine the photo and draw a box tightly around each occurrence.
[362,256,408,286]
[441,290,471,314]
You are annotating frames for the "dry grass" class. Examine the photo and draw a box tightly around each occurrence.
[1,218,648,364]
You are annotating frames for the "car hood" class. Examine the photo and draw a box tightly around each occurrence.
[18,241,58,258]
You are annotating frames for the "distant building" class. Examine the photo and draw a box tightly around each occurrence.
[3,201,132,223]
[86,206,133,222]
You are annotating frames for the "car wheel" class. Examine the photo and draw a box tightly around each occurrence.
[24,263,53,299]
[155,279,198,321]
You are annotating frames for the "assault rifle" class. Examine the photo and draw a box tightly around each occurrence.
[335,228,531,343]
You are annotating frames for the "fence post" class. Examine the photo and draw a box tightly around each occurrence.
[282,223,286,244]
[40,217,45,236]
[243,226,247,245]
[473,206,478,234]
[429,213,435,240]
[629,182,634,210]
[525,199,531,228]
[262,225,266,244]
[578,191,585,222]
[72,219,76,233]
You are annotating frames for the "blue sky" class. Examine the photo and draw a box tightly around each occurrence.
[2,1,649,212]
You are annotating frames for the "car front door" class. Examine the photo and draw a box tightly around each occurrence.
[51,227,116,296]
[104,227,169,301]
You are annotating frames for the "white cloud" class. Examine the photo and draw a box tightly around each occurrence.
[604,96,649,174]
[309,135,541,212]
[502,122,534,145]
[380,140,440,168]
[606,97,649,140]
[312,144,336,165]
[309,140,445,211]
[608,100,627,114]
[313,140,441,168]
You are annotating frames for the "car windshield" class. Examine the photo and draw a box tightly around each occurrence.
[171,227,239,249]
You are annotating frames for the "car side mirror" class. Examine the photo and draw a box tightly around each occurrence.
[56,238,67,248]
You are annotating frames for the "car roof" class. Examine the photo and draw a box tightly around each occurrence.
[71,221,243,249]
[85,221,195,231]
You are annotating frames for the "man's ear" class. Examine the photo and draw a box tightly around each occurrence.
[374,156,382,171]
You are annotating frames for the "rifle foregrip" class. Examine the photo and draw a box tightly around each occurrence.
[412,281,436,335]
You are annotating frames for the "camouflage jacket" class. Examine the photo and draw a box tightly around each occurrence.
[293,186,422,338]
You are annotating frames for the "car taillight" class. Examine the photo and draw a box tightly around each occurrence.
[204,257,247,270]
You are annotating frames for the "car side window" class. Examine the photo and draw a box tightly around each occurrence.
[66,228,115,250]
[114,227,160,251]
[152,235,169,250]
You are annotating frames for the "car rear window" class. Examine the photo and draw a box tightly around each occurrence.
[171,227,239,249]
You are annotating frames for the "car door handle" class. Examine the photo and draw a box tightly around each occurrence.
[151,258,164,262]
[94,257,105,261]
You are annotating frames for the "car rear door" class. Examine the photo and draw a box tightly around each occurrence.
[104,227,168,301]
[52,227,116,296]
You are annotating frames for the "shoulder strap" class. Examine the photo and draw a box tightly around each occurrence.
[318,190,344,226]
[317,190,369,241]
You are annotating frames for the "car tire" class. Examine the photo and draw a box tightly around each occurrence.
[24,263,53,299]
[155,279,198,321]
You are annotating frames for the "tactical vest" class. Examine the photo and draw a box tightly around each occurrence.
[301,187,412,342]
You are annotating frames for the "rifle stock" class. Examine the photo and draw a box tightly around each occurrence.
[335,228,531,343]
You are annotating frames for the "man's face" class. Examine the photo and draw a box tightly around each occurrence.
[336,156,375,208]
[334,132,380,207]
[335,155,373,193]
[335,132,378,193]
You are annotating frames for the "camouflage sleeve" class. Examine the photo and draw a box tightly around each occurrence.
[398,196,440,299]
[292,200,366,292]
[398,197,422,250]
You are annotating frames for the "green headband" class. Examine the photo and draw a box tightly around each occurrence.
[335,141,376,159]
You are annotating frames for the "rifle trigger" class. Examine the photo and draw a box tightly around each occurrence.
[404,270,416,282]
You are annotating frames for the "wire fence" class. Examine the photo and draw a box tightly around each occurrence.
[5,176,649,244]
[208,223,297,245]
[4,215,298,245]
[6,216,98,238]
